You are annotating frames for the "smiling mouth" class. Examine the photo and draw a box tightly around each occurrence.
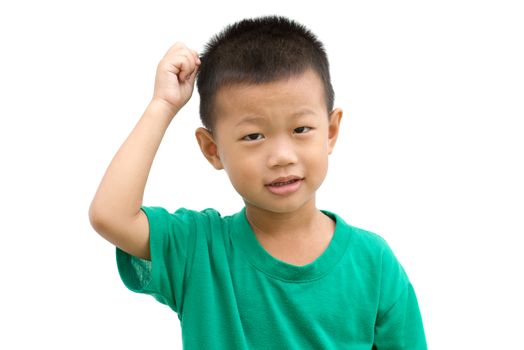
[265,177,304,196]
[265,176,305,187]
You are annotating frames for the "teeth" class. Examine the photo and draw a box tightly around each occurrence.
[272,179,297,186]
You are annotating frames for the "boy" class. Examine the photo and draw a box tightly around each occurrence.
[89,15,427,349]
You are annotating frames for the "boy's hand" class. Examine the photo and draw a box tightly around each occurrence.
[152,42,201,116]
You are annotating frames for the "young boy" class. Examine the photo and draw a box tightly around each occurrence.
[89,15,427,349]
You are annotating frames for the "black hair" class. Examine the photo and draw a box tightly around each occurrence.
[196,15,335,131]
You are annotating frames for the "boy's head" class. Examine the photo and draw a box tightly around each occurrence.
[195,16,343,214]
[196,15,334,132]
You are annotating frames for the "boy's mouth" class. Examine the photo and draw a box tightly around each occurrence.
[265,176,304,195]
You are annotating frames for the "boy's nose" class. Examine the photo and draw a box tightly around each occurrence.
[266,137,298,168]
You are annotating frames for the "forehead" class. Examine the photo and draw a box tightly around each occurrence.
[212,69,327,131]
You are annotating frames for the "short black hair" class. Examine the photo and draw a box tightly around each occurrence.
[196,15,335,131]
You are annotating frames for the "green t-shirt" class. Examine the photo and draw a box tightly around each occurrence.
[116,206,427,349]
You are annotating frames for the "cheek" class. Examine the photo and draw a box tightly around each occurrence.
[311,154,329,176]
[303,141,329,175]
[222,150,260,185]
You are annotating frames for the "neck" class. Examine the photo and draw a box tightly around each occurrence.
[245,199,324,240]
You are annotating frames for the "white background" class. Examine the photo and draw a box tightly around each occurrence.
[1,0,523,349]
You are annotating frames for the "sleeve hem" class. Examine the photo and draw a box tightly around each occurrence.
[115,206,164,294]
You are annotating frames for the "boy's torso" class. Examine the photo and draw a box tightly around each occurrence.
[178,208,386,349]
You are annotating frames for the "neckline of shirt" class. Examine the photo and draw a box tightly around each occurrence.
[231,207,352,283]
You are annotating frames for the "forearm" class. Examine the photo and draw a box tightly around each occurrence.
[89,99,177,223]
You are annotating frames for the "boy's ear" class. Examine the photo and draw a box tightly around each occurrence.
[195,127,224,170]
[327,108,343,155]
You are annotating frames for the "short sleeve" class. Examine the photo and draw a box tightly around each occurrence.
[373,242,427,349]
[116,206,198,314]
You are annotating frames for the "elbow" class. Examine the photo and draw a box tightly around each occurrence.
[88,205,118,245]
[88,203,107,233]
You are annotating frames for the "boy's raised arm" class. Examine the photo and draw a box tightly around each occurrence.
[88,43,201,260]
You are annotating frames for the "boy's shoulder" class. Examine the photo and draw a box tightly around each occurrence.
[138,206,224,239]
[325,209,403,270]
[140,205,223,222]
[326,210,391,249]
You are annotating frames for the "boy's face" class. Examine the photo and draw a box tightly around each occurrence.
[196,69,342,215]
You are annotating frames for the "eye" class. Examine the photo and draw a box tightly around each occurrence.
[241,133,264,141]
[294,126,312,134]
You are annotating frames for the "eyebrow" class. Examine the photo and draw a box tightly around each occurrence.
[235,109,316,127]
